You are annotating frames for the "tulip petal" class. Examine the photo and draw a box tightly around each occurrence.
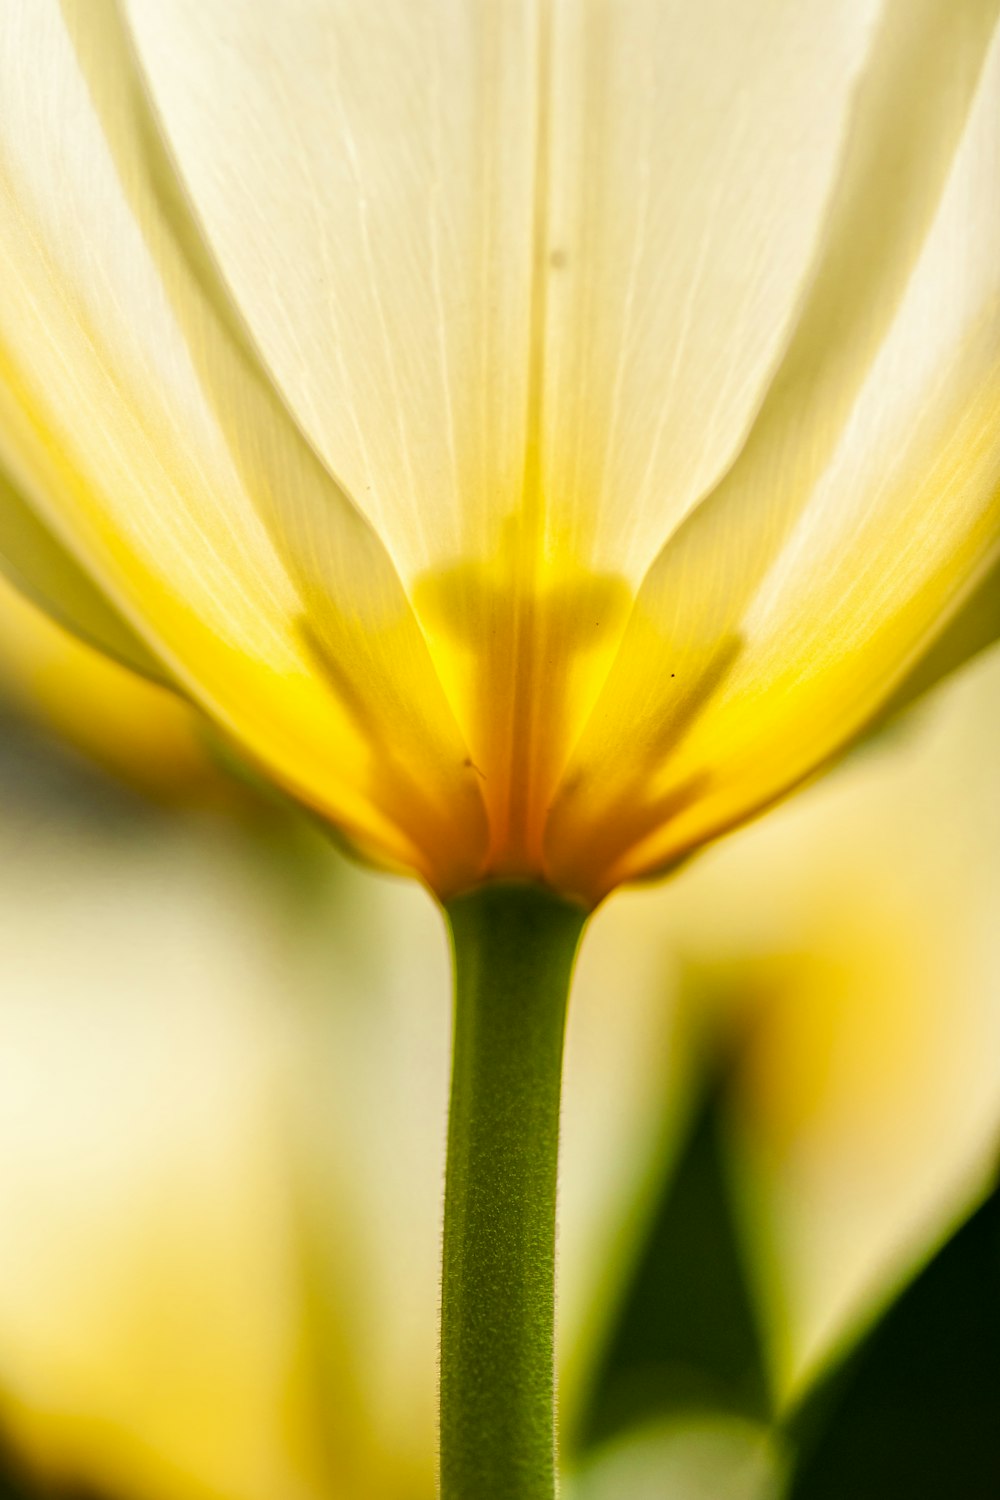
[123,0,879,589]
[0,0,487,889]
[549,0,1000,898]
[121,0,885,874]
[0,453,163,681]
[537,0,882,583]
[122,0,538,587]
[875,549,1000,724]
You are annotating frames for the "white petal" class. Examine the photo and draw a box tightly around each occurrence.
[549,0,1000,895]
[0,0,486,887]
[125,0,878,587]
[539,0,882,580]
[123,0,539,584]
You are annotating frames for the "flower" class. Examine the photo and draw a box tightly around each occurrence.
[0,2,998,904]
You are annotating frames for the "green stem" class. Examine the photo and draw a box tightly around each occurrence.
[440,883,587,1500]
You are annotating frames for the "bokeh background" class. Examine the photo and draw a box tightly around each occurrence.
[0,577,997,1500]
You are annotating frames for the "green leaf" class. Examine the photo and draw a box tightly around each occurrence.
[785,1179,1000,1500]
[577,1065,771,1449]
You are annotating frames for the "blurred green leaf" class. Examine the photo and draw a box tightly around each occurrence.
[569,1415,787,1500]
[785,1177,1000,1500]
[578,1068,771,1450]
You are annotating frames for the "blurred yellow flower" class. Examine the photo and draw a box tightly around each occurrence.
[0,571,225,802]
[0,1,998,901]
[0,827,329,1500]
[584,643,1000,1407]
[0,820,671,1500]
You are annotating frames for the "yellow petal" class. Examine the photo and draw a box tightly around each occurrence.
[0,572,227,802]
[877,547,1000,722]
[0,0,486,890]
[549,1,1000,898]
[0,450,162,682]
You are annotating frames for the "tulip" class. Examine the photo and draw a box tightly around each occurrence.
[2,4,999,1492]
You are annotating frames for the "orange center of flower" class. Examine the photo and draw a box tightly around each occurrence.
[414,514,631,882]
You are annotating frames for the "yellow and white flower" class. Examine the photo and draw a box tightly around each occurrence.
[0,1,997,901]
